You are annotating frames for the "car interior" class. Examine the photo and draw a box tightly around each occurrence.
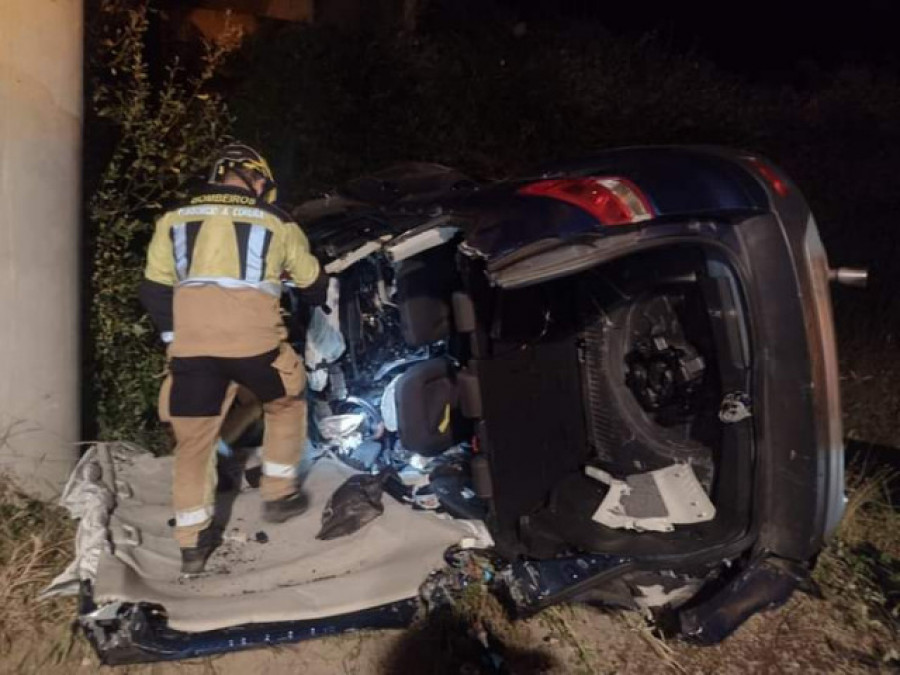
[386,241,756,559]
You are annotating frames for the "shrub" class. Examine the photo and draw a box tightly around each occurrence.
[87,0,236,448]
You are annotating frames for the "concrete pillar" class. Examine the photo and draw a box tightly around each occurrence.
[0,0,82,499]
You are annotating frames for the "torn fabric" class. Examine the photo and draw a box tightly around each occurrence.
[304,279,345,391]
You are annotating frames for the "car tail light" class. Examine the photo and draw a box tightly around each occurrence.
[746,157,789,197]
[518,177,654,225]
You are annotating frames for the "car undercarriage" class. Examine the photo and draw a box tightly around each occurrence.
[60,147,846,664]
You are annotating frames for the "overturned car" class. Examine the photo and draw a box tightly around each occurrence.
[71,147,851,663]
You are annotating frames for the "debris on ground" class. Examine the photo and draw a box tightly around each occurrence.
[316,470,393,540]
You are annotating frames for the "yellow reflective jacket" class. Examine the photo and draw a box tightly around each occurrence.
[145,186,319,294]
[140,185,321,358]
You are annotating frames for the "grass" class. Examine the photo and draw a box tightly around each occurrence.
[839,468,900,558]
[0,480,89,674]
[542,606,600,674]
[808,542,899,670]
[815,468,899,651]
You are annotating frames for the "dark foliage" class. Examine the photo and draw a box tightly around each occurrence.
[86,0,235,446]
[227,16,899,338]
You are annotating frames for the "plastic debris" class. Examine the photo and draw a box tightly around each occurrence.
[719,391,752,423]
[317,413,366,455]
[587,463,716,533]
[304,280,346,392]
[379,374,402,432]
[317,413,365,440]
[316,470,393,540]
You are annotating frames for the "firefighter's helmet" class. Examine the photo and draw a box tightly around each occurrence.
[209,143,277,203]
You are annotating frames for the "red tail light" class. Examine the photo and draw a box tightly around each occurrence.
[746,157,789,197]
[518,177,654,226]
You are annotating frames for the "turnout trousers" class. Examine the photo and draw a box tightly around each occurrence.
[163,343,307,548]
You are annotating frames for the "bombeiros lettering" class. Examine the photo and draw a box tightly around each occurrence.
[191,193,257,205]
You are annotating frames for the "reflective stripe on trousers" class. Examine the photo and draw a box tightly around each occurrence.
[175,505,214,528]
[263,460,296,478]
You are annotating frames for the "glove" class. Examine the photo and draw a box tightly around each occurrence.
[297,269,330,308]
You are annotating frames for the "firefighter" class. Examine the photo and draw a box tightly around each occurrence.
[139,143,327,574]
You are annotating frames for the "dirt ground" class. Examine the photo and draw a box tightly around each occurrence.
[5,537,897,675]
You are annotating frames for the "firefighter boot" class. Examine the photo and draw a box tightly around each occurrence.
[262,491,310,524]
[180,527,221,575]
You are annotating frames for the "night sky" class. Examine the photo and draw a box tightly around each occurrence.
[492,0,900,80]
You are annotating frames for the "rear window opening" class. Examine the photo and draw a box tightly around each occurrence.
[478,243,755,558]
